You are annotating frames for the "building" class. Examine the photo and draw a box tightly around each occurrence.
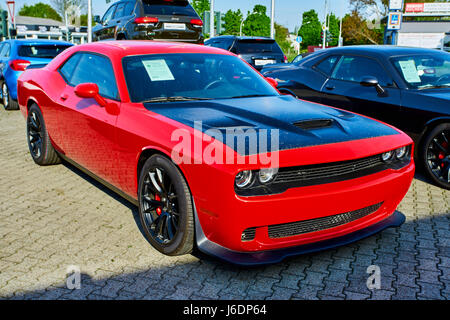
[14,16,88,44]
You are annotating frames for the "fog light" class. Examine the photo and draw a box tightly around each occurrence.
[396,147,407,159]
[259,168,278,184]
[381,151,393,162]
[235,170,253,188]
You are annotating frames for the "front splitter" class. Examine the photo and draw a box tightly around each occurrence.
[195,210,405,266]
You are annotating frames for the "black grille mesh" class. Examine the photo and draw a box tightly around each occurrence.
[268,202,383,239]
[241,228,256,242]
[274,155,383,184]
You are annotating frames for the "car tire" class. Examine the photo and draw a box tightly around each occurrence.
[26,104,61,166]
[138,154,194,256]
[2,82,19,110]
[421,123,450,190]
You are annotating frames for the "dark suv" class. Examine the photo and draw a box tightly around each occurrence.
[93,0,204,44]
[205,36,287,70]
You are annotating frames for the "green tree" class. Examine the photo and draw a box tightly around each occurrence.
[298,10,322,48]
[327,13,340,46]
[191,0,210,18]
[222,9,243,36]
[18,2,62,22]
[243,5,270,37]
[275,23,292,53]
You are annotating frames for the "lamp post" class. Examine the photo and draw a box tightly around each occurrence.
[210,0,215,38]
[88,0,92,43]
[270,0,275,39]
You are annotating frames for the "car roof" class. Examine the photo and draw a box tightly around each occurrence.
[66,40,235,59]
[1,39,73,46]
[208,36,274,41]
[323,45,448,58]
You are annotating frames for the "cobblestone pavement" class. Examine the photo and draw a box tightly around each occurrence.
[0,107,449,300]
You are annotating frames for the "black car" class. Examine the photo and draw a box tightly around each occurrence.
[93,0,204,44]
[205,36,287,70]
[260,52,316,73]
[262,46,450,189]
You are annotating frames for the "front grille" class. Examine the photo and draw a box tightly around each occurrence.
[268,202,383,239]
[274,155,383,184]
[241,228,256,242]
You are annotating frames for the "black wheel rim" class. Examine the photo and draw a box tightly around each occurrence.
[27,111,43,159]
[426,129,450,185]
[141,167,180,244]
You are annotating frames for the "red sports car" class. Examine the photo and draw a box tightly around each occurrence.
[18,41,415,265]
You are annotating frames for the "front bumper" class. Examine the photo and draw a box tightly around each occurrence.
[196,209,405,266]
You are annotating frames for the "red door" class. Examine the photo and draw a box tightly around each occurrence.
[56,52,122,187]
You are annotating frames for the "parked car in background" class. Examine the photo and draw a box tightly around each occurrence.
[93,0,204,44]
[205,36,287,70]
[262,46,450,189]
[260,51,316,73]
[0,39,72,110]
[17,41,414,265]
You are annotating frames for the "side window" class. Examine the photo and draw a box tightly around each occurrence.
[314,55,340,76]
[1,43,11,58]
[102,5,117,24]
[69,53,119,100]
[0,43,5,57]
[124,2,135,16]
[331,55,392,86]
[59,53,82,83]
[114,3,125,19]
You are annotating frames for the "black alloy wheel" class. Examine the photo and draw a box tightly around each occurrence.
[26,104,60,165]
[138,155,194,256]
[422,123,450,190]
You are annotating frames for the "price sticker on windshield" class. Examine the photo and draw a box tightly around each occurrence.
[142,59,175,82]
[398,60,421,83]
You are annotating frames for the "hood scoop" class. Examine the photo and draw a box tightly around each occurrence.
[293,119,334,130]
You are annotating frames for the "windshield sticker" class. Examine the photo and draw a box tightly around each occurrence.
[398,60,421,83]
[142,59,175,82]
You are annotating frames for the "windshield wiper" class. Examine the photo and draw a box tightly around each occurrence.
[142,96,212,103]
[418,84,450,90]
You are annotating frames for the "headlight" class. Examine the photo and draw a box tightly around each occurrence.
[381,151,393,162]
[259,168,278,184]
[396,147,407,159]
[235,170,253,188]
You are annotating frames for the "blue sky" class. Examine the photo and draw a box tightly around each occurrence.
[3,0,350,32]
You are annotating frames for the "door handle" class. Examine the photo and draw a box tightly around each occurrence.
[60,94,68,101]
[325,85,335,91]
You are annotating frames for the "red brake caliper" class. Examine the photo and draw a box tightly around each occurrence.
[440,142,448,166]
[155,195,162,215]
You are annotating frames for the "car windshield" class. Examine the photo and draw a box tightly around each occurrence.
[18,44,71,59]
[122,53,279,103]
[142,0,197,16]
[391,53,450,90]
[234,40,283,54]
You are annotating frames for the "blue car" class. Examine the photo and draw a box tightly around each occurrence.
[0,39,73,110]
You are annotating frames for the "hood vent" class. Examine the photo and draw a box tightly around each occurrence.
[293,119,334,130]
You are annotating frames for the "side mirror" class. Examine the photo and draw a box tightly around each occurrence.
[266,77,278,89]
[360,76,386,96]
[94,15,101,24]
[75,83,120,115]
[75,82,108,108]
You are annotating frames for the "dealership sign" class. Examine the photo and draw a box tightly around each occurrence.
[388,12,402,30]
[389,0,403,11]
[405,2,450,13]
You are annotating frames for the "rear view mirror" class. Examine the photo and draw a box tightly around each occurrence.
[94,15,101,24]
[360,76,386,96]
